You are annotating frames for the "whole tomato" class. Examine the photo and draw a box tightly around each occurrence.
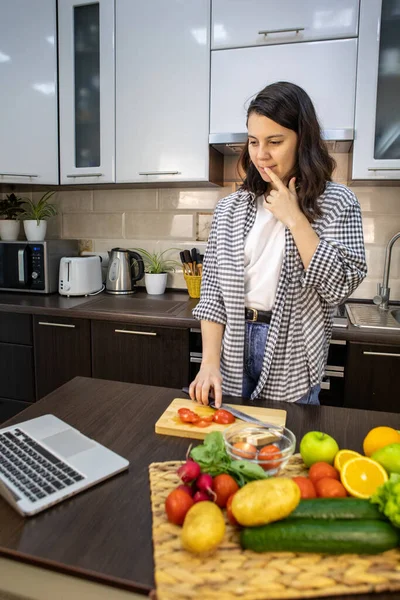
[292,476,317,499]
[213,409,235,425]
[212,474,239,508]
[258,444,282,471]
[226,493,239,526]
[165,488,194,525]
[308,462,340,484]
[315,477,347,498]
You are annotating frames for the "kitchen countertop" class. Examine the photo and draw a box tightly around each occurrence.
[0,290,399,343]
[0,376,399,600]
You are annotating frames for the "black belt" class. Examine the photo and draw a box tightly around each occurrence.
[245,308,272,323]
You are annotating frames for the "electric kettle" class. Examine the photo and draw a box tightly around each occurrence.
[105,248,144,294]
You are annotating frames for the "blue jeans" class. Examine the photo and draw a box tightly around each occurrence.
[242,321,320,404]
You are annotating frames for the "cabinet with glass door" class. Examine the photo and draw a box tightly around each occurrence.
[353,0,400,179]
[58,0,115,184]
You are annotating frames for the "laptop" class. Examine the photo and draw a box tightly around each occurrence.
[0,414,129,516]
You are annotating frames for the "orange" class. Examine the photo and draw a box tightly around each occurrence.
[334,449,361,472]
[363,426,400,457]
[340,456,388,499]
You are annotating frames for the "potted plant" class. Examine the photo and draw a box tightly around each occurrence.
[133,248,180,295]
[20,191,57,241]
[0,193,25,241]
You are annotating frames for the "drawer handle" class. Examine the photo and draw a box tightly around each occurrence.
[138,171,181,176]
[114,329,157,336]
[0,172,38,178]
[321,378,330,391]
[325,369,344,378]
[38,322,76,328]
[190,356,202,364]
[367,168,400,171]
[330,339,346,346]
[258,27,305,36]
[363,351,400,357]
[66,173,103,178]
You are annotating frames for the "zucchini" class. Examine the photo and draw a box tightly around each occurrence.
[288,498,385,521]
[240,519,399,554]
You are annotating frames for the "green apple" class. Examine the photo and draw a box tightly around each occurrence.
[371,443,400,475]
[300,431,339,467]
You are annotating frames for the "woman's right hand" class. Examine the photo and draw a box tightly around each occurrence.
[189,364,223,408]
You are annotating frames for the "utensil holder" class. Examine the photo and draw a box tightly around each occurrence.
[184,275,202,298]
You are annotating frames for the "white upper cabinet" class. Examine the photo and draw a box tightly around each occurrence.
[212,0,359,49]
[210,39,357,136]
[353,0,400,180]
[116,0,211,183]
[0,0,58,185]
[58,0,115,184]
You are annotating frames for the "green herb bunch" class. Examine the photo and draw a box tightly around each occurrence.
[190,431,268,487]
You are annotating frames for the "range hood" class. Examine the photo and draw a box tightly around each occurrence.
[209,129,354,156]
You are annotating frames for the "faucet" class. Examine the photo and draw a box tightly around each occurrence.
[373,231,400,310]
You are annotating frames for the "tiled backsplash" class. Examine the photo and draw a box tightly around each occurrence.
[2,153,400,300]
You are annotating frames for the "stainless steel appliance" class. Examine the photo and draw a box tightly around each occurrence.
[0,240,78,294]
[105,248,144,294]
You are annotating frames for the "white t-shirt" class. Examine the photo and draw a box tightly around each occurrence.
[244,195,285,311]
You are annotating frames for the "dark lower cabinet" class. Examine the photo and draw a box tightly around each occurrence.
[91,320,189,389]
[0,398,31,424]
[33,316,91,399]
[344,341,400,413]
[0,343,35,402]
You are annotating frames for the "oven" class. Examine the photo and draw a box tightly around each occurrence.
[189,328,347,406]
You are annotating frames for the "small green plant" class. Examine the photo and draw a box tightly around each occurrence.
[133,248,180,274]
[0,193,26,220]
[20,191,57,225]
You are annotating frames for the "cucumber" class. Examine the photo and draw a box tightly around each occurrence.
[240,519,399,554]
[288,498,385,521]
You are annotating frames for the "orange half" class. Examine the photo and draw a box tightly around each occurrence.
[334,449,361,472]
[341,456,388,499]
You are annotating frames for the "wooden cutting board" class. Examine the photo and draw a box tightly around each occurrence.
[154,398,287,440]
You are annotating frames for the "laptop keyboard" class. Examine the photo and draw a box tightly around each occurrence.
[0,429,85,503]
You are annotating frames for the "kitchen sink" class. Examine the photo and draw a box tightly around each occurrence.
[392,309,400,324]
[346,303,400,330]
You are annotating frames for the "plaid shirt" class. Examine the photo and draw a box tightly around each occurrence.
[193,182,367,403]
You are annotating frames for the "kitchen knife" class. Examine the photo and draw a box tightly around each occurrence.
[181,387,280,428]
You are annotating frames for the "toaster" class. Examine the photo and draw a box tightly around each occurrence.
[59,256,103,296]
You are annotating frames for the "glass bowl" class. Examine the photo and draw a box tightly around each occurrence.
[223,422,296,476]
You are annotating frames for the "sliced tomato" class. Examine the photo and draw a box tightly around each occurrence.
[195,418,213,428]
[178,410,200,424]
[213,409,235,425]
[178,408,192,416]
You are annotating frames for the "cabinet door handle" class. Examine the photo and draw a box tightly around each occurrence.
[190,356,202,364]
[0,173,38,178]
[330,339,346,346]
[38,322,76,328]
[363,351,400,357]
[321,378,330,391]
[138,171,181,176]
[325,369,344,378]
[66,173,103,178]
[258,27,305,36]
[114,329,157,336]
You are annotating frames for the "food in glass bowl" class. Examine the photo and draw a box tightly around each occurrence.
[223,423,296,475]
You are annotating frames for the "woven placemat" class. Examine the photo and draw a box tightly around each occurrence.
[149,455,400,600]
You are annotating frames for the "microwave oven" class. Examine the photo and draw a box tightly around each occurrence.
[0,240,79,293]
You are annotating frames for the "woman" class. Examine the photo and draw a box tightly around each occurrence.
[189,81,367,407]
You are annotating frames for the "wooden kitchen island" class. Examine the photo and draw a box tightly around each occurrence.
[0,376,399,600]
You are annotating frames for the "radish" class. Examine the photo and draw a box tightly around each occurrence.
[195,473,217,501]
[177,460,201,483]
[177,484,194,497]
[193,490,210,503]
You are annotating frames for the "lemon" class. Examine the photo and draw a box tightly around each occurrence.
[363,426,400,457]
[340,456,388,499]
[231,477,300,527]
[181,501,225,554]
[334,449,361,472]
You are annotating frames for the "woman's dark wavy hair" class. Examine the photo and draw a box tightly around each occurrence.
[239,81,335,222]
